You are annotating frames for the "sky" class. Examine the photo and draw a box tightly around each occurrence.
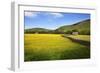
[24,11,90,29]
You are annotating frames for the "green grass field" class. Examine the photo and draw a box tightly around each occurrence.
[68,35,90,42]
[24,34,90,61]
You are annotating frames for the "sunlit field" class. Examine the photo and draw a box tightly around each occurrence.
[24,34,90,61]
[68,35,90,42]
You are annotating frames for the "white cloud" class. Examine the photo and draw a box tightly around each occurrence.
[49,13,63,18]
[24,12,63,18]
[24,12,38,17]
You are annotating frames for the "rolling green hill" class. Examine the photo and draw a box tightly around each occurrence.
[56,19,90,34]
[25,28,53,33]
[25,19,90,35]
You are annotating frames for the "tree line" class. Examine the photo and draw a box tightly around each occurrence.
[25,29,90,35]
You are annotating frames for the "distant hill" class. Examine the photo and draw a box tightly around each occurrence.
[55,19,90,35]
[25,28,53,33]
[25,19,90,35]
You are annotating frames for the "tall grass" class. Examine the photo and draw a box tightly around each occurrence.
[68,35,90,42]
[24,34,90,61]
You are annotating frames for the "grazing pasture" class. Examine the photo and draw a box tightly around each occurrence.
[68,35,90,42]
[24,34,90,61]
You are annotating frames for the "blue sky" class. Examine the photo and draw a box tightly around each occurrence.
[24,11,90,29]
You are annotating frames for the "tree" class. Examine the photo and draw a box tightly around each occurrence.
[72,29,78,32]
[66,30,72,34]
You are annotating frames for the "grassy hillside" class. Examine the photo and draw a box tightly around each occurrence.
[56,19,90,35]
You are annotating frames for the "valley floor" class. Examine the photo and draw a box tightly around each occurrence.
[24,34,90,61]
